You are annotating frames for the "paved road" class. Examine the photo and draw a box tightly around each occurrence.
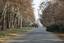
[7,26,64,43]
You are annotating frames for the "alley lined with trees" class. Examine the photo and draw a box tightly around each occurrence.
[0,0,64,43]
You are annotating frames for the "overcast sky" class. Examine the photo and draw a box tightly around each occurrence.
[32,0,41,21]
[32,0,48,21]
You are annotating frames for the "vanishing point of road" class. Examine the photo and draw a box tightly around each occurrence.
[6,26,64,43]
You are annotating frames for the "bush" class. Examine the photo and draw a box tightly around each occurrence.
[46,24,64,32]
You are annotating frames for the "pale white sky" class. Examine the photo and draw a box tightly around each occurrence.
[32,0,48,26]
[32,0,48,21]
[32,0,41,21]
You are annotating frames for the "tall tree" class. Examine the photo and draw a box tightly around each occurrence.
[40,0,64,27]
[0,0,35,30]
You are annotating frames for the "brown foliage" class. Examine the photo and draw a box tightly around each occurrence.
[0,0,34,30]
[41,0,64,27]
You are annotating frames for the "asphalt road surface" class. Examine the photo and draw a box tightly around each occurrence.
[7,26,64,43]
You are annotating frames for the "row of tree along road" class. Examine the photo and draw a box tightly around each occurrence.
[40,0,64,32]
[0,0,35,31]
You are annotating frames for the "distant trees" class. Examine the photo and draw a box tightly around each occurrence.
[21,0,35,27]
[39,1,49,27]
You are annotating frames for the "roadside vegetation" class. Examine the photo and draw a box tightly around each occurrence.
[40,0,64,33]
[0,27,33,43]
[0,0,35,43]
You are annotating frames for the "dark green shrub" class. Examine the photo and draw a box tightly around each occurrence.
[46,24,64,32]
[46,24,59,32]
